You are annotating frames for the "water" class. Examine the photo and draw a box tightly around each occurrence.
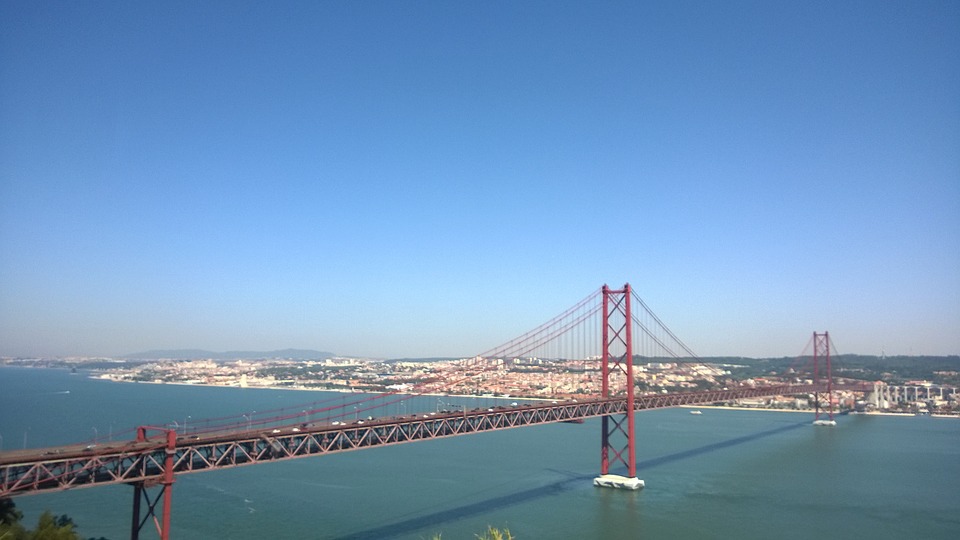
[2,366,959,539]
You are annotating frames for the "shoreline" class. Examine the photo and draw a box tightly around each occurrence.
[91,374,560,402]
[679,404,811,414]
[679,404,960,418]
[107,381,960,417]
[8,366,956,417]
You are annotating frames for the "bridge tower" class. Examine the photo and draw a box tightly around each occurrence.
[130,426,177,540]
[594,284,643,489]
[812,331,836,426]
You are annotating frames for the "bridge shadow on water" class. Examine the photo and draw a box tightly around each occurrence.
[333,419,808,540]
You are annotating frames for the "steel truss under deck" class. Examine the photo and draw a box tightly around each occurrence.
[0,382,865,498]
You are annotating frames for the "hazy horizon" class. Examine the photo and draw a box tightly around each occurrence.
[3,346,957,362]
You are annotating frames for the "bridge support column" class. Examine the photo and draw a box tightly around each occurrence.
[812,332,836,426]
[594,284,643,490]
[131,482,143,539]
[130,427,176,540]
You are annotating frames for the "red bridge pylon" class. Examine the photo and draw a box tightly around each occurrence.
[130,427,176,540]
[812,331,836,426]
[594,284,643,489]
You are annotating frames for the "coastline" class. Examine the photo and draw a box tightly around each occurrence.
[91,375,558,402]
[679,404,811,414]
[7,366,955,417]
[679,404,960,419]
[106,381,960,417]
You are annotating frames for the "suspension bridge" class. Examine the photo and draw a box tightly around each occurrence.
[0,284,870,539]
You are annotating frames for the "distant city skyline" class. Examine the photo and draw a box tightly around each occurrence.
[2,1,958,359]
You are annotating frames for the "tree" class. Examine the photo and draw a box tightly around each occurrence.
[0,496,24,525]
[429,526,515,540]
[0,498,87,540]
[475,526,515,540]
[29,511,80,540]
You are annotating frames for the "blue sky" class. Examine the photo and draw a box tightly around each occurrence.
[1,1,958,359]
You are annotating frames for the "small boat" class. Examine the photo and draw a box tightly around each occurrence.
[689,410,702,415]
[812,419,837,426]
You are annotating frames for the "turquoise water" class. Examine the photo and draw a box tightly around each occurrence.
[2,366,959,539]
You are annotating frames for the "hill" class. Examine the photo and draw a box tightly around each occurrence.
[122,348,336,361]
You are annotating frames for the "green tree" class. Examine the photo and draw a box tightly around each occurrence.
[0,496,24,525]
[429,526,515,540]
[28,511,80,540]
[475,526,515,540]
[0,498,88,540]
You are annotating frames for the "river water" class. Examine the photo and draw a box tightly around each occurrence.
[1,366,958,539]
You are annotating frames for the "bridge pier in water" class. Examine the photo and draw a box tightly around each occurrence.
[812,332,837,427]
[594,284,644,490]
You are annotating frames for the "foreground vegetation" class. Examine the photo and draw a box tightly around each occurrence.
[431,526,515,539]
[0,497,105,540]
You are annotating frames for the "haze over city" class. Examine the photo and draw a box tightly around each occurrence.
[1,1,958,360]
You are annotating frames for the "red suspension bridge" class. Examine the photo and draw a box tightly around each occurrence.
[0,284,869,539]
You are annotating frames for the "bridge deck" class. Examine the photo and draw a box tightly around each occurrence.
[2,383,862,497]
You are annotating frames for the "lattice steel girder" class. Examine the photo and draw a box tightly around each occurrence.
[0,383,871,498]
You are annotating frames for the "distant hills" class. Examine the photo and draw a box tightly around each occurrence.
[122,349,336,361]
[383,357,462,363]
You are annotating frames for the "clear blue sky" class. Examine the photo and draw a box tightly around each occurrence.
[2,1,958,359]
